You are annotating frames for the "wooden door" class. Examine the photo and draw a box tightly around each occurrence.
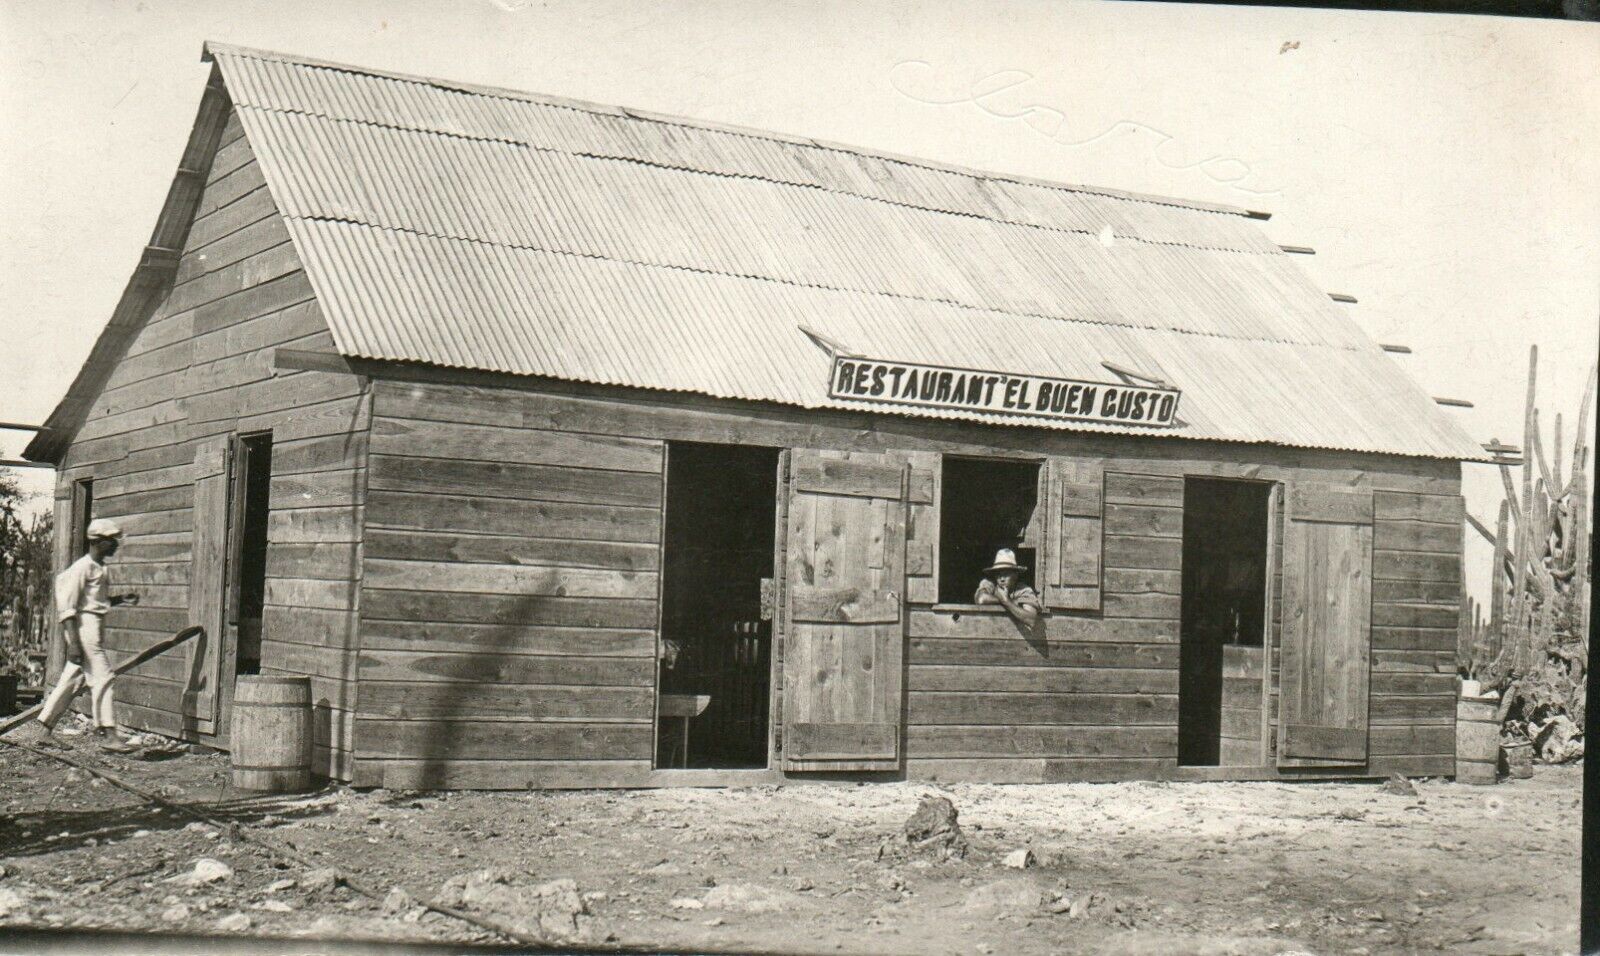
[1277,485,1373,766]
[781,449,909,772]
[183,436,232,736]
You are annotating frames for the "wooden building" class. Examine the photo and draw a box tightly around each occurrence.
[23,45,1487,788]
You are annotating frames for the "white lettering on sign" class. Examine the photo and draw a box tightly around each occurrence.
[827,357,1181,427]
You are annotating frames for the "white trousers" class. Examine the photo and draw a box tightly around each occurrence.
[39,613,116,729]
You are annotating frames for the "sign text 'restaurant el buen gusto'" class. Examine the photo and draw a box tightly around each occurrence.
[828,356,1181,428]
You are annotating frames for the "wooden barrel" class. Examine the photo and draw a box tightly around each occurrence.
[1455,697,1499,785]
[230,676,312,792]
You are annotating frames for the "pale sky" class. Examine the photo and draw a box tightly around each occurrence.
[2,0,1597,606]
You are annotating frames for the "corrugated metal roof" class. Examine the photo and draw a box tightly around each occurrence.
[206,43,1483,460]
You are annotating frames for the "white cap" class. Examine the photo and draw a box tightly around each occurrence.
[85,518,123,540]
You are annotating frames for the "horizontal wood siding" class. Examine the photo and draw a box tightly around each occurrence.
[357,385,665,787]
[55,108,366,779]
[347,377,1460,787]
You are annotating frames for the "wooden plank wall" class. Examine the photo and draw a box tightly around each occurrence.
[354,382,666,788]
[56,106,369,778]
[346,374,1464,787]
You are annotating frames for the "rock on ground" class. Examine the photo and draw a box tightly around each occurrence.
[903,793,968,859]
[169,858,232,886]
[702,882,804,914]
[437,870,588,941]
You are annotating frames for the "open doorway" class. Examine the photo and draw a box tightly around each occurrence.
[230,433,273,677]
[1179,478,1272,767]
[655,441,780,769]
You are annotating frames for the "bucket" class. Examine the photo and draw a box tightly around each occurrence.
[230,676,312,792]
[1500,740,1533,779]
[1455,697,1499,785]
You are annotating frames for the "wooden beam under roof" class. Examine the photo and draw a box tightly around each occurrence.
[1278,244,1315,255]
[1380,344,1412,354]
[1329,293,1358,304]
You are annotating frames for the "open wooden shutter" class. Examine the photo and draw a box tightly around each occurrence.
[1040,458,1104,611]
[1277,484,1373,766]
[781,449,909,771]
[46,475,82,684]
[184,436,231,734]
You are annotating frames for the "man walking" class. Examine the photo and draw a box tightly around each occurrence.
[9,519,140,753]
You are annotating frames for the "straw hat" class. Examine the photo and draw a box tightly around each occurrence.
[984,548,1027,573]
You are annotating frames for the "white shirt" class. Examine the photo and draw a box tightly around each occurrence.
[56,554,111,621]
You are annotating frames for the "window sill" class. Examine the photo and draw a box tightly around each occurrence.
[927,604,1050,618]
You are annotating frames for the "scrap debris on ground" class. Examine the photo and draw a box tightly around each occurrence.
[0,724,1581,955]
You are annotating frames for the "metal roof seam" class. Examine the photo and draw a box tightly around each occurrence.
[231,94,1280,260]
[208,45,1254,221]
[273,210,1372,354]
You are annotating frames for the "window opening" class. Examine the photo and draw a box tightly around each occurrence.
[233,433,273,676]
[936,456,1042,605]
[72,479,94,558]
[1179,477,1272,767]
[656,441,780,769]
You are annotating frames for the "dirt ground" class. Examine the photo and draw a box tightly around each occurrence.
[0,725,1582,956]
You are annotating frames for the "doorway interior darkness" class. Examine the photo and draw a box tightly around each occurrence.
[656,441,780,769]
[1179,477,1272,767]
[231,433,273,677]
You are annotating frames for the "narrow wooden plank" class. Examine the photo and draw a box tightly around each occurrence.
[365,491,661,543]
[908,639,1175,669]
[364,528,659,572]
[370,417,662,473]
[366,759,653,790]
[1373,550,1460,583]
[1374,520,1461,554]
[1373,491,1464,524]
[786,722,897,760]
[909,665,1177,694]
[1372,602,1460,629]
[264,542,361,581]
[1102,592,1182,620]
[1371,626,1458,651]
[95,485,192,516]
[264,577,359,611]
[358,683,653,722]
[363,589,658,629]
[267,508,361,544]
[269,469,363,510]
[1059,516,1102,587]
[271,433,367,476]
[1373,649,1456,672]
[260,605,359,649]
[909,609,1178,643]
[1372,672,1457,695]
[359,619,655,657]
[908,691,1177,726]
[1373,578,1460,605]
[1369,724,1454,755]
[791,459,903,499]
[906,725,1176,759]
[905,757,1174,784]
[356,652,656,690]
[1103,534,1182,570]
[364,559,657,599]
[1103,568,1182,595]
[790,586,899,624]
[1370,695,1456,720]
[356,719,652,761]
[1103,502,1183,538]
[367,454,662,507]
[1103,473,1184,507]
[1281,724,1366,761]
[1288,486,1373,524]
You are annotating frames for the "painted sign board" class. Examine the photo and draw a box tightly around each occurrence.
[828,356,1181,428]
